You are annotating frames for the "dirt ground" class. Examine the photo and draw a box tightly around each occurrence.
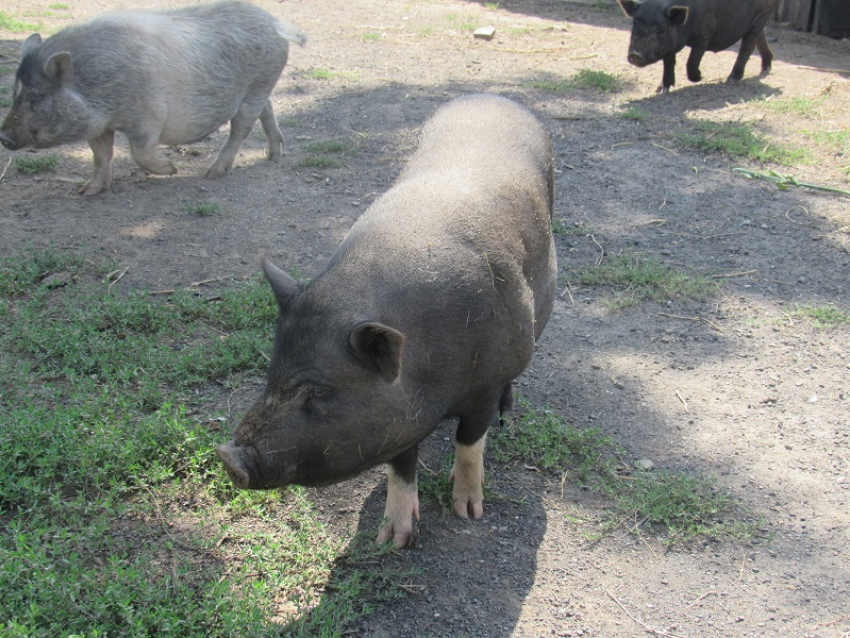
[2,0,849,636]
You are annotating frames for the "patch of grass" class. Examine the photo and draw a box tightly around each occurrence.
[493,401,755,544]
[552,219,593,237]
[568,251,720,309]
[14,154,59,175]
[485,2,501,9]
[0,66,14,77]
[759,95,826,116]
[296,155,342,169]
[678,119,809,165]
[0,246,411,635]
[48,2,70,9]
[297,139,356,169]
[0,11,42,33]
[620,106,648,121]
[530,69,623,94]
[304,68,337,80]
[180,199,220,216]
[361,32,381,42]
[789,303,850,327]
[418,455,456,515]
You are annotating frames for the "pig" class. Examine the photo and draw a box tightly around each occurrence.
[215,94,557,548]
[617,0,779,93]
[0,0,305,195]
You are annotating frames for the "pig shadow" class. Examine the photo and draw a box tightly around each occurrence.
[282,422,548,637]
[625,77,782,114]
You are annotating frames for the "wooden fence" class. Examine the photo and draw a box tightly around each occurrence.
[776,0,850,38]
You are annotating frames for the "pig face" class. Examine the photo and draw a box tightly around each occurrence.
[1,35,100,151]
[216,257,413,490]
[618,0,689,68]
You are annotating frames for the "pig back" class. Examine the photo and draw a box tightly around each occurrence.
[325,95,556,389]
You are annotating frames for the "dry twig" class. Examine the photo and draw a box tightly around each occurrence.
[606,589,690,638]
[0,157,11,182]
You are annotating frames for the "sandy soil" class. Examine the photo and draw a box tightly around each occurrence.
[1,0,849,636]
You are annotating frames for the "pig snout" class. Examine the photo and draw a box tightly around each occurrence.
[627,51,648,67]
[0,129,20,151]
[216,441,255,489]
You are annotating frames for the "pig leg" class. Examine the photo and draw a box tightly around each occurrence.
[450,435,486,519]
[450,397,498,519]
[755,31,774,75]
[258,100,285,163]
[81,130,115,196]
[127,128,177,176]
[727,30,761,83]
[685,48,705,83]
[377,446,420,548]
[498,381,514,426]
[206,101,265,178]
[658,52,677,93]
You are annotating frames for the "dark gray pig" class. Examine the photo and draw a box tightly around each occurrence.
[0,0,305,195]
[216,94,557,548]
[617,0,778,93]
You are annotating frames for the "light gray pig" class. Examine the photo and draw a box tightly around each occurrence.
[216,94,557,548]
[0,0,305,195]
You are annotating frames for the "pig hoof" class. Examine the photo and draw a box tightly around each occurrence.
[655,84,671,94]
[377,520,417,549]
[80,180,108,196]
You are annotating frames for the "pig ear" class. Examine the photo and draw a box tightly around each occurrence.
[349,322,406,383]
[617,0,641,17]
[44,52,74,86]
[667,5,689,25]
[261,253,300,308]
[21,34,42,57]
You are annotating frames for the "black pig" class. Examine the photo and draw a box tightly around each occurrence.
[617,0,779,93]
[216,94,557,548]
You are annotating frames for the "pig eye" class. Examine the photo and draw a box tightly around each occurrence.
[303,387,331,416]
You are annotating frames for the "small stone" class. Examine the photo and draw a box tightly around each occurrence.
[635,458,655,471]
[473,26,496,40]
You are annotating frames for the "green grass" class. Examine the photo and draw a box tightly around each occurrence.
[47,2,69,9]
[0,247,410,636]
[568,252,720,309]
[360,32,381,42]
[304,68,337,80]
[552,219,593,237]
[759,95,826,116]
[14,154,59,175]
[530,69,623,94]
[180,199,221,216]
[620,106,648,121]
[297,139,356,169]
[678,120,809,165]
[0,11,43,33]
[492,401,756,544]
[789,303,850,327]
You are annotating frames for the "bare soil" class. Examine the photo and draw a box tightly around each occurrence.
[1,0,849,636]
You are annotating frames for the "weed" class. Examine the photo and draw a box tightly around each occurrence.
[678,119,809,165]
[530,69,623,94]
[304,68,337,80]
[304,139,356,155]
[361,32,381,42]
[568,251,719,308]
[789,303,850,327]
[485,2,501,9]
[418,455,456,515]
[620,106,648,121]
[759,95,826,116]
[296,155,341,168]
[493,400,754,543]
[552,219,593,237]
[48,2,70,9]
[180,199,221,216]
[14,154,59,175]
[0,11,42,33]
